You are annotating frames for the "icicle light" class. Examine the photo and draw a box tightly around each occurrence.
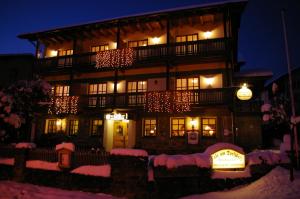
[48,96,79,115]
[95,48,134,69]
[145,91,191,113]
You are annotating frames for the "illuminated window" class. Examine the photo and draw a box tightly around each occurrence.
[176,78,199,103]
[88,83,107,107]
[90,119,103,136]
[176,34,198,55]
[202,117,216,137]
[54,85,69,96]
[144,119,157,136]
[176,34,198,43]
[171,118,185,137]
[45,118,66,134]
[127,81,147,106]
[128,39,148,47]
[91,45,109,64]
[68,120,79,136]
[58,49,73,66]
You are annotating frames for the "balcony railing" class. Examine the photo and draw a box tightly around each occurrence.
[38,38,226,71]
[79,88,231,110]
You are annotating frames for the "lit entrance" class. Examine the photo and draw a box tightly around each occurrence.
[113,120,128,148]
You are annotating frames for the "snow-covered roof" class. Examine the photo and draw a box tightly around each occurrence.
[18,0,247,39]
[15,142,36,149]
[234,69,273,78]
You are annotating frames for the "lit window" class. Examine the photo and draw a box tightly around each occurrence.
[58,49,73,66]
[54,86,69,96]
[88,83,107,107]
[128,39,148,47]
[202,117,216,137]
[90,119,103,136]
[144,119,157,136]
[176,78,199,103]
[171,118,185,137]
[68,120,79,136]
[127,81,147,106]
[45,118,66,134]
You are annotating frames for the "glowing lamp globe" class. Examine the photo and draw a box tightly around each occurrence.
[236,83,252,100]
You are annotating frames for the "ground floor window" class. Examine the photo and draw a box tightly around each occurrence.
[90,119,103,136]
[144,119,157,136]
[201,117,216,137]
[68,120,79,136]
[171,118,185,137]
[45,118,66,133]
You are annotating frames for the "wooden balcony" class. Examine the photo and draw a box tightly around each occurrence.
[37,38,226,72]
[79,88,231,111]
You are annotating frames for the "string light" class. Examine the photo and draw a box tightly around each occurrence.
[145,91,191,113]
[48,96,79,115]
[95,48,134,69]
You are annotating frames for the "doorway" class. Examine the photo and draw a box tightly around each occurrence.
[113,121,128,148]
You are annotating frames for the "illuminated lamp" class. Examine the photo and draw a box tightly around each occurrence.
[236,83,253,101]
[56,119,62,126]
[190,119,197,129]
[204,31,212,39]
[152,37,160,44]
[50,50,58,57]
[204,77,214,86]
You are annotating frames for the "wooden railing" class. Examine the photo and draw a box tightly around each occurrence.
[80,88,231,110]
[38,38,226,71]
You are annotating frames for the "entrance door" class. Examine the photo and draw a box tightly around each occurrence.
[113,121,128,148]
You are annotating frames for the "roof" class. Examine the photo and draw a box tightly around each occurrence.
[234,69,273,78]
[18,0,247,40]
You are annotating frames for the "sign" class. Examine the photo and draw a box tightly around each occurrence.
[211,149,245,169]
[105,113,128,121]
[187,131,199,144]
[236,83,252,100]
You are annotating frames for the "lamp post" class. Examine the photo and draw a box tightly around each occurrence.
[281,9,299,181]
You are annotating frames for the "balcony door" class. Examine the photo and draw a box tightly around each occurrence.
[176,34,198,55]
[58,49,73,67]
[113,121,128,148]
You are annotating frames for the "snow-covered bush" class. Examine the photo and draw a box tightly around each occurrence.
[0,78,51,142]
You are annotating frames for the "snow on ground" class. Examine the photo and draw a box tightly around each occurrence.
[110,148,148,157]
[181,167,300,199]
[15,142,36,149]
[26,160,61,171]
[70,164,111,177]
[0,181,123,199]
[0,158,14,165]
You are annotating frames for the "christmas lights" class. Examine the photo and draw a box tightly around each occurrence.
[145,91,191,113]
[95,48,134,69]
[48,96,79,115]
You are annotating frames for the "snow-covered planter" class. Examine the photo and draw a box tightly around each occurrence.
[15,142,36,149]
[110,148,148,157]
[55,142,75,152]
[70,165,111,177]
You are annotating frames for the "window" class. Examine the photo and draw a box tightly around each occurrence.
[128,39,148,47]
[90,119,103,136]
[58,49,73,66]
[176,34,198,55]
[54,85,69,96]
[88,83,107,107]
[127,81,147,106]
[144,119,157,136]
[202,117,216,137]
[171,118,185,137]
[91,45,109,64]
[176,78,199,103]
[45,118,66,134]
[68,120,79,136]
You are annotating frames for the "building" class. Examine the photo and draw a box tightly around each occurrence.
[18,0,267,152]
[0,54,35,88]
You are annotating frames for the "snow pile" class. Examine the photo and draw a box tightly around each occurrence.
[181,167,300,199]
[26,160,60,171]
[71,165,111,177]
[0,180,123,199]
[247,150,289,166]
[55,142,75,152]
[280,134,291,153]
[0,158,14,165]
[204,143,244,155]
[110,148,148,157]
[15,142,36,149]
[153,153,210,169]
[261,103,272,112]
[211,165,251,179]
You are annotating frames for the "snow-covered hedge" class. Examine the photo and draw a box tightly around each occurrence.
[110,148,148,157]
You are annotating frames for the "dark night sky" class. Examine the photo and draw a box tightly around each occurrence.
[0,0,299,79]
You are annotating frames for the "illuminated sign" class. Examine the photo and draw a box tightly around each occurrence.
[236,83,252,101]
[211,149,245,169]
[105,113,128,121]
